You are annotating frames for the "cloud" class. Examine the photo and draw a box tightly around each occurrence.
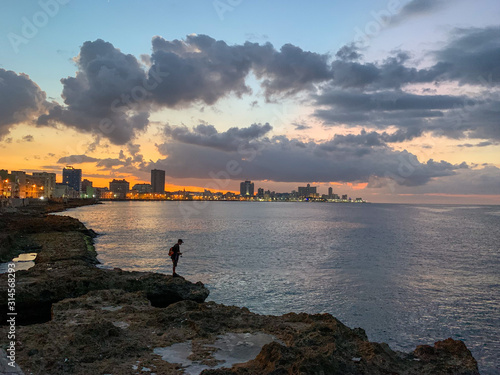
[457,141,498,148]
[431,26,500,86]
[330,27,500,91]
[96,158,127,168]
[6,27,495,149]
[21,135,34,142]
[383,165,500,196]
[293,122,312,131]
[389,0,448,26]
[57,155,100,164]
[37,39,150,145]
[316,27,500,142]
[163,122,272,152]
[0,69,49,139]
[149,34,332,104]
[154,126,464,186]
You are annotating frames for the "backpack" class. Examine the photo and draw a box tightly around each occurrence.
[168,247,174,257]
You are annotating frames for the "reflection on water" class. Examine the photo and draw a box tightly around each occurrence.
[0,253,37,273]
[56,202,500,374]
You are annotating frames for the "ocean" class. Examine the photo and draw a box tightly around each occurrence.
[55,201,500,374]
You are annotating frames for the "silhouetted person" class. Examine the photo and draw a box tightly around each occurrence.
[171,239,183,277]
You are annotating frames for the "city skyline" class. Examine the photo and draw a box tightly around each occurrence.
[2,1,500,204]
[1,166,366,202]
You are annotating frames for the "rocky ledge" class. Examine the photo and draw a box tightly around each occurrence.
[0,206,479,375]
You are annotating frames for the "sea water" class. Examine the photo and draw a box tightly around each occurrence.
[56,201,500,374]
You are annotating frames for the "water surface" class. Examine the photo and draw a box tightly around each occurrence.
[57,201,500,374]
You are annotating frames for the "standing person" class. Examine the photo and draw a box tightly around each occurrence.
[170,239,183,277]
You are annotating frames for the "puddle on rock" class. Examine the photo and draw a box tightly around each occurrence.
[0,253,37,273]
[154,332,277,375]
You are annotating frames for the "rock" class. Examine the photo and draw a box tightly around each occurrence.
[3,290,479,375]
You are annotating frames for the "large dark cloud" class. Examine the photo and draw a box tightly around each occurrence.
[149,34,332,105]
[0,69,48,139]
[431,26,500,86]
[154,125,464,186]
[37,39,150,145]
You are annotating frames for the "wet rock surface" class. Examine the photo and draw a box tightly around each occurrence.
[0,202,480,374]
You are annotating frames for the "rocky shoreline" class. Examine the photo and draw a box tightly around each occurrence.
[0,201,480,374]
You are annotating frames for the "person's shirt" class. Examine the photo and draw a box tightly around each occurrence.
[172,243,180,255]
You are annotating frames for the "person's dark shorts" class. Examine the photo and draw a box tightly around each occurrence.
[171,254,179,266]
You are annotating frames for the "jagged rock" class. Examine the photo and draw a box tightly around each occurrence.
[2,289,479,375]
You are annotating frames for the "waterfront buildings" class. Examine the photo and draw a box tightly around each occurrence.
[240,180,254,196]
[32,172,56,198]
[62,166,82,194]
[298,184,318,198]
[109,179,130,199]
[132,183,153,194]
[81,179,95,198]
[151,169,165,194]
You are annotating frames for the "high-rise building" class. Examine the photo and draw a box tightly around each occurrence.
[298,184,317,198]
[328,187,333,199]
[240,180,254,196]
[109,179,130,199]
[63,166,82,193]
[257,188,264,197]
[151,169,165,194]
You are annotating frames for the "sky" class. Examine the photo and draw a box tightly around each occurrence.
[1,0,499,204]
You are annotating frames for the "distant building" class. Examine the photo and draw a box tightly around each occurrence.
[32,172,56,198]
[54,183,77,198]
[240,180,254,196]
[63,166,82,193]
[0,177,14,198]
[151,169,165,194]
[109,179,130,199]
[132,183,152,194]
[342,194,348,201]
[257,187,264,197]
[11,171,27,198]
[328,187,333,199]
[81,179,95,198]
[95,187,110,199]
[298,184,318,198]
